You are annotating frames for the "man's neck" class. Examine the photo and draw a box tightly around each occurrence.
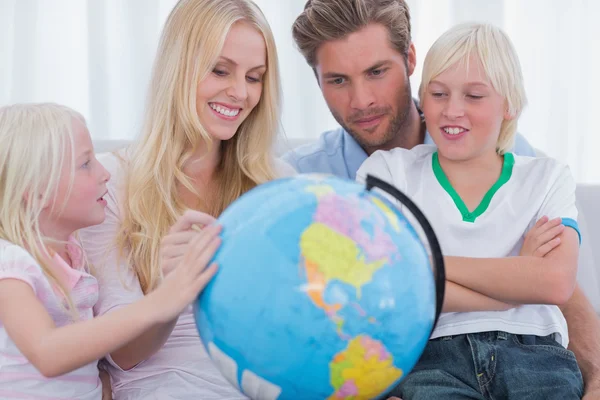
[402,100,427,149]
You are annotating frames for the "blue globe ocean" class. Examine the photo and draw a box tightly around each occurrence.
[194,174,438,400]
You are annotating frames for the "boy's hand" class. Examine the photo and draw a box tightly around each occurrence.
[520,216,564,258]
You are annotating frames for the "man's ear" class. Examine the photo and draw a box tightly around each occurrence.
[313,67,322,88]
[407,42,417,77]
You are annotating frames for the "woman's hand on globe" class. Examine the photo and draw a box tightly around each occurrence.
[160,210,217,277]
[151,222,222,323]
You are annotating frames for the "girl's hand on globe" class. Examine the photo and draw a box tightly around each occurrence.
[519,216,564,258]
[160,210,217,277]
[150,223,222,323]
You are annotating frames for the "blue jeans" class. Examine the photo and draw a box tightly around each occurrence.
[389,331,583,400]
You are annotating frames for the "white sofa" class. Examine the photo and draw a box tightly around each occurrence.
[93,139,600,314]
[574,184,600,313]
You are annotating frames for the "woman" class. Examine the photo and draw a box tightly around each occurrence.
[79,0,294,398]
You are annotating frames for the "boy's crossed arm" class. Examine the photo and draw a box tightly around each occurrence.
[443,216,566,312]
[445,217,578,306]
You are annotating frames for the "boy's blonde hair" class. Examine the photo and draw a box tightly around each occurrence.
[118,0,282,294]
[419,23,528,154]
[0,103,86,313]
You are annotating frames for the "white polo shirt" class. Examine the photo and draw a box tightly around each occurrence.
[356,144,579,347]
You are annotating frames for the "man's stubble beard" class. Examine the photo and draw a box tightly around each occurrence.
[330,80,414,154]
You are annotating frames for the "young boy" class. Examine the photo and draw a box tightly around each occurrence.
[357,23,583,399]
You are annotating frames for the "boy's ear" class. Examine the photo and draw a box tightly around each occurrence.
[504,101,516,120]
[504,109,516,120]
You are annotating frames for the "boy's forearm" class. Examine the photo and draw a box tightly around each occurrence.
[445,229,579,305]
[443,281,515,313]
[445,255,575,305]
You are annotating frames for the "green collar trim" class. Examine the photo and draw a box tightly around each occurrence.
[432,152,515,223]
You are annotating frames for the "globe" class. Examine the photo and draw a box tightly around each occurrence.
[194,174,443,400]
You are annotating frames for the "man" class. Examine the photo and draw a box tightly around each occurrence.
[283,0,600,397]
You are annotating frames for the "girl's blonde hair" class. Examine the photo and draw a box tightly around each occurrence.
[419,23,528,154]
[118,0,282,294]
[0,103,86,312]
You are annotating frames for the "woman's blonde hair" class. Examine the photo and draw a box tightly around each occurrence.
[119,0,281,294]
[419,23,528,154]
[0,103,86,312]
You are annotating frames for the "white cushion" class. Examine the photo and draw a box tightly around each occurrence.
[575,184,600,312]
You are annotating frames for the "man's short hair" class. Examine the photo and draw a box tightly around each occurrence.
[292,0,412,68]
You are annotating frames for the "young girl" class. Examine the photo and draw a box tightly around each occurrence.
[0,103,221,399]
[357,23,583,399]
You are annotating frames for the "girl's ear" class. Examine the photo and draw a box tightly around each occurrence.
[22,191,51,210]
[22,190,32,205]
